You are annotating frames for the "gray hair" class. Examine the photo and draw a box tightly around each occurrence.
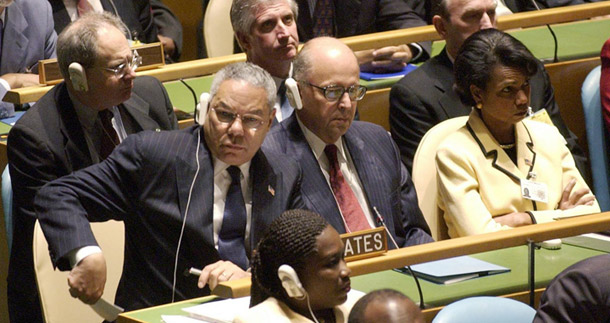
[230,0,298,37]
[210,62,277,111]
[57,11,128,79]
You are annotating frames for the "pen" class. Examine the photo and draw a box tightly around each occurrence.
[188,267,202,276]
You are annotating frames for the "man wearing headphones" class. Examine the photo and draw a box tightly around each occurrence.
[231,0,299,122]
[263,37,433,248]
[7,12,177,323]
[34,61,304,311]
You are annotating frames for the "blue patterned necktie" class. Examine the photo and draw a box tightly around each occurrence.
[217,166,248,270]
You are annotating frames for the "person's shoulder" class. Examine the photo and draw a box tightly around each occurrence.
[350,120,389,136]
[436,125,472,155]
[133,75,163,89]
[12,85,62,131]
[522,118,563,142]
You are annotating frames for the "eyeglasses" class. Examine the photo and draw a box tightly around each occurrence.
[211,107,266,130]
[102,50,142,79]
[300,81,367,102]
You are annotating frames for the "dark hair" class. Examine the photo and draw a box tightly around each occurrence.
[453,28,538,107]
[348,289,416,323]
[250,209,330,307]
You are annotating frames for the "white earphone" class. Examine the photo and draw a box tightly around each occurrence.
[68,62,88,92]
[278,264,305,299]
[284,78,303,111]
[196,92,210,125]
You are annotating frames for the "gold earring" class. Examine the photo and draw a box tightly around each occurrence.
[476,102,483,110]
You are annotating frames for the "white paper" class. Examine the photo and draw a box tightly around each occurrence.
[182,297,250,323]
[162,315,207,323]
[90,298,124,322]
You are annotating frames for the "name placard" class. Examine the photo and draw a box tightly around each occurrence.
[341,227,388,262]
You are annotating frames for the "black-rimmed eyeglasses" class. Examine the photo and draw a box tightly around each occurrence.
[211,107,266,130]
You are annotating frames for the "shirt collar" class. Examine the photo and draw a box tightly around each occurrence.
[296,113,346,162]
[213,157,251,181]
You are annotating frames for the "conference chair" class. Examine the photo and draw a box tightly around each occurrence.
[432,296,536,323]
[203,0,234,57]
[33,220,125,323]
[2,165,12,253]
[581,65,610,212]
[412,116,468,240]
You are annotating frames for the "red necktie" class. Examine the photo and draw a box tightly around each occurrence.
[313,0,334,37]
[324,144,370,232]
[77,0,93,16]
[99,109,119,160]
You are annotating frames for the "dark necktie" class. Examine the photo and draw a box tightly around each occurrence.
[313,0,334,37]
[324,144,371,232]
[77,0,94,16]
[218,166,248,270]
[99,109,119,160]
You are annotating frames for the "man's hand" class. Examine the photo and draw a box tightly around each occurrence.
[559,179,595,210]
[157,34,176,58]
[357,45,413,73]
[0,73,39,89]
[67,253,107,304]
[197,260,250,291]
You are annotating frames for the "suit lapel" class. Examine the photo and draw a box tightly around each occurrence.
[55,84,93,171]
[250,150,278,251]
[466,111,525,182]
[175,130,215,251]
[434,49,469,120]
[284,116,346,232]
[516,121,537,178]
[1,5,28,75]
[121,92,159,132]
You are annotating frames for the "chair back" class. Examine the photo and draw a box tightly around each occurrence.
[2,165,12,253]
[581,65,610,211]
[412,116,468,240]
[33,220,125,323]
[432,296,536,323]
[203,0,234,57]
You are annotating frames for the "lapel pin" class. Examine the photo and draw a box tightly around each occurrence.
[268,185,275,196]
[525,158,533,166]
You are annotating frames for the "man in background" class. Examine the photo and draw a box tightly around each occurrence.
[0,0,57,117]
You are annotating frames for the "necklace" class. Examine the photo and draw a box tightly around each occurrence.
[499,142,515,149]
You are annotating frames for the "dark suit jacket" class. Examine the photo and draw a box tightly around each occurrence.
[296,0,431,61]
[389,47,587,177]
[48,0,183,60]
[7,76,177,322]
[34,126,304,311]
[263,115,433,247]
[534,254,610,323]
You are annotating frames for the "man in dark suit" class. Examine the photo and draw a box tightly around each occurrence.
[7,12,177,323]
[389,0,586,176]
[0,0,57,117]
[231,0,299,122]
[296,0,432,72]
[49,0,183,61]
[534,254,610,323]
[34,61,304,311]
[263,37,432,247]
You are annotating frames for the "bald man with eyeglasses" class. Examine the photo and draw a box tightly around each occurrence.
[7,12,177,322]
[263,37,433,247]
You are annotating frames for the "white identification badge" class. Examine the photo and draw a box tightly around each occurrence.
[521,179,548,203]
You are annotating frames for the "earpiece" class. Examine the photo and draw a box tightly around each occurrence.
[196,92,210,125]
[284,78,303,111]
[68,62,88,92]
[278,264,305,299]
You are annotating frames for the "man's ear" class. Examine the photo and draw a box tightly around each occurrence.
[235,32,251,52]
[432,15,448,39]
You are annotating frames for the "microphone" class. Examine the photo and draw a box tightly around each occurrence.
[373,207,426,309]
[528,0,558,63]
[179,78,198,119]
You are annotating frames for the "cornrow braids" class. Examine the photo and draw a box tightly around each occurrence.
[250,209,329,307]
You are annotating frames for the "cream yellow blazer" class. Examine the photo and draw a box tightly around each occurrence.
[436,110,600,238]
[233,296,355,323]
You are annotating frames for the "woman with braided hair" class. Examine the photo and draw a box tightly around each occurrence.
[234,209,356,323]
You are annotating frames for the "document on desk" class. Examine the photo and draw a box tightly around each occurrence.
[397,255,510,285]
[563,233,610,253]
[182,296,250,323]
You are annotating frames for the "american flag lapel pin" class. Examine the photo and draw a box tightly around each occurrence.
[268,185,275,196]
